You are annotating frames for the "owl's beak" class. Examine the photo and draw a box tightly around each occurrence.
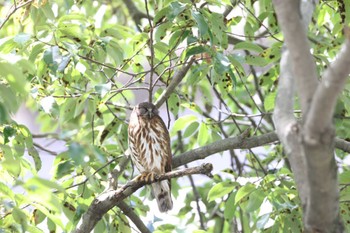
[147,108,153,118]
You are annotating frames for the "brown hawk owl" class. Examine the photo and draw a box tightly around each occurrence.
[128,102,173,212]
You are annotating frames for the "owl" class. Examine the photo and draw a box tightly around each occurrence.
[128,102,173,212]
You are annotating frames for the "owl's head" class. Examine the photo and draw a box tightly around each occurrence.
[136,102,159,119]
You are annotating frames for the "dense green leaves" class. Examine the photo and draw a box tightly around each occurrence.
[0,0,349,232]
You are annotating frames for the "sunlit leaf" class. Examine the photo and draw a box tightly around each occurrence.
[235,183,256,205]
[192,11,209,37]
[207,181,239,202]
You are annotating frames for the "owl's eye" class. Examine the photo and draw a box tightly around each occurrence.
[139,107,147,115]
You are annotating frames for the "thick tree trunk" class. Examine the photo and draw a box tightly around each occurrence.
[272,0,350,232]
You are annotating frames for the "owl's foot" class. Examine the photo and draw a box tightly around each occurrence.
[137,172,159,183]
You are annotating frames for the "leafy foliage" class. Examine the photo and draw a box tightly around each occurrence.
[0,0,349,232]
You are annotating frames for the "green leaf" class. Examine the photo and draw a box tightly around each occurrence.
[197,123,209,146]
[13,207,28,228]
[202,10,228,47]
[0,181,15,200]
[264,92,276,112]
[4,125,16,144]
[207,181,238,202]
[167,93,180,116]
[214,52,231,74]
[171,115,198,134]
[43,46,60,73]
[185,45,209,59]
[339,170,350,184]
[18,125,42,171]
[235,183,256,204]
[54,159,75,179]
[169,30,190,48]
[155,21,172,42]
[168,2,187,21]
[74,94,88,118]
[245,189,266,212]
[234,41,264,53]
[183,121,199,138]
[245,54,268,66]
[58,13,87,23]
[68,143,86,165]
[224,192,236,220]
[192,11,209,36]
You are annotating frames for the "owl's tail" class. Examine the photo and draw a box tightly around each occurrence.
[152,180,173,212]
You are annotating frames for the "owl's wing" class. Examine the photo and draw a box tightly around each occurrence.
[128,111,145,172]
[154,115,172,173]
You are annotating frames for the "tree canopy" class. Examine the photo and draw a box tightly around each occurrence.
[1,0,350,232]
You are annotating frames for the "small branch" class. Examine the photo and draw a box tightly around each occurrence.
[74,163,213,233]
[155,58,195,108]
[117,201,151,233]
[122,0,150,31]
[0,0,34,30]
[33,142,58,156]
[185,164,206,230]
[335,138,350,153]
[144,0,155,103]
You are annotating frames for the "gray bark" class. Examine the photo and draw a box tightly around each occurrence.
[273,0,350,232]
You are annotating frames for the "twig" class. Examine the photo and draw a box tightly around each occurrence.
[122,0,150,31]
[0,0,34,30]
[117,201,151,233]
[185,164,206,230]
[155,58,195,108]
[33,142,57,156]
[144,0,155,103]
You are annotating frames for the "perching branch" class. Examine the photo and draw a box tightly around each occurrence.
[74,163,213,233]
[73,129,350,233]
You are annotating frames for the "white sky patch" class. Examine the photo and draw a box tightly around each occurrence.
[40,96,56,114]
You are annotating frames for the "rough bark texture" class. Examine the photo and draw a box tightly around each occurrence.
[273,0,350,232]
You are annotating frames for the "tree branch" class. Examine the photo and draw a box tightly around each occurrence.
[173,131,350,169]
[121,0,150,31]
[273,1,346,232]
[74,129,350,233]
[173,130,278,168]
[74,163,213,233]
[155,58,195,108]
[117,201,151,233]
[273,0,319,113]
[0,0,34,30]
[304,32,350,144]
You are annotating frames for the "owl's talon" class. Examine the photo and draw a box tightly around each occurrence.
[137,172,158,183]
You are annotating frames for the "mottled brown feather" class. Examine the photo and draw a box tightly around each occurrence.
[128,102,173,212]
